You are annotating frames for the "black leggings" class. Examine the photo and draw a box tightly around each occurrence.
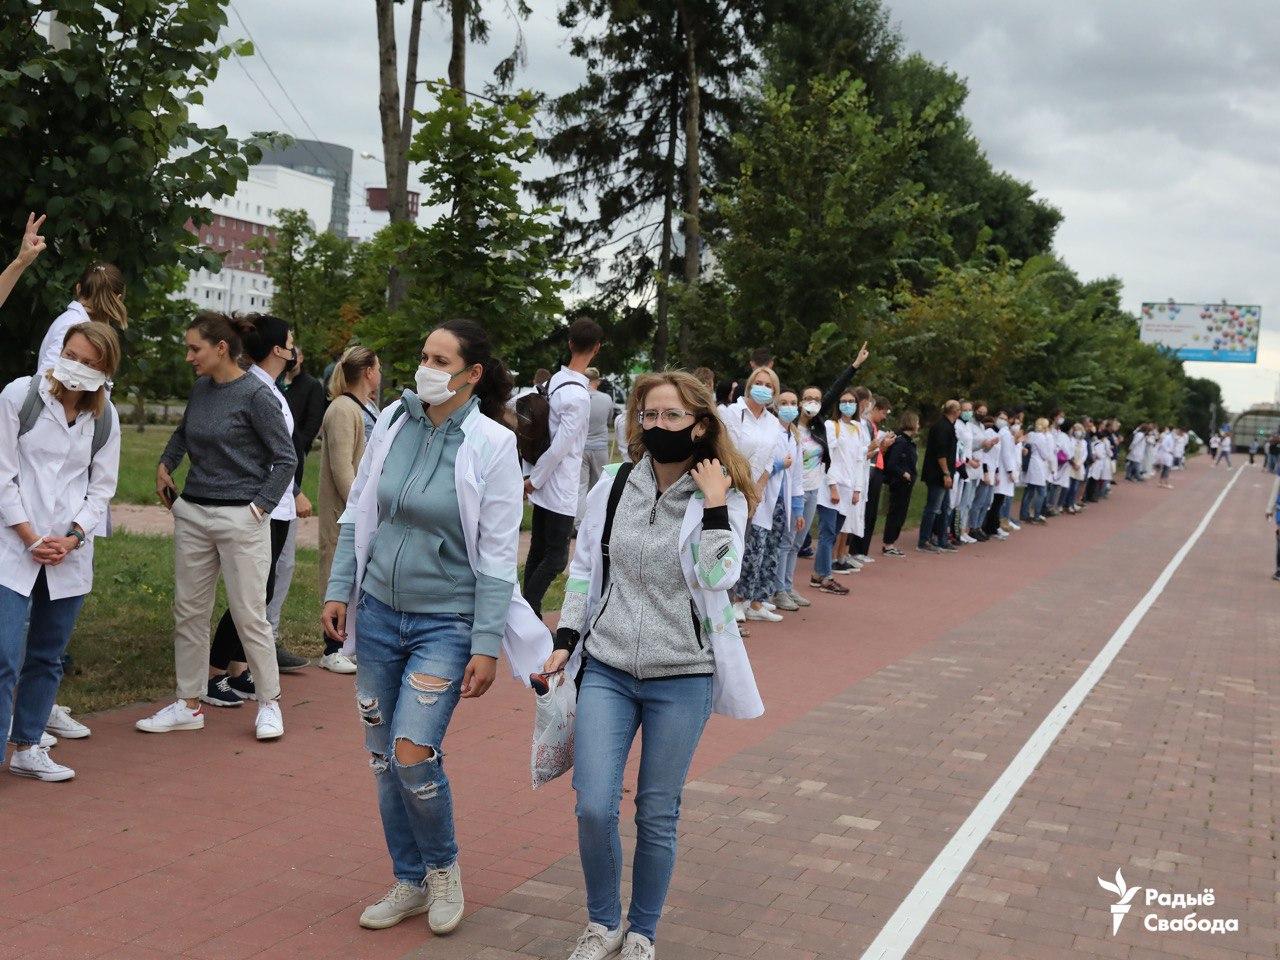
[523,505,575,619]
[210,517,290,670]
[982,493,1006,535]
[880,482,912,546]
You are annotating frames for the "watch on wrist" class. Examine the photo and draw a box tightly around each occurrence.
[65,527,85,549]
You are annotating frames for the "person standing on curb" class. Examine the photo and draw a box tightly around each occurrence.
[918,400,960,553]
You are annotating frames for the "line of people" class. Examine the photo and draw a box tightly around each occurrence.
[0,216,1193,960]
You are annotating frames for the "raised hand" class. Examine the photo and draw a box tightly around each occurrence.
[17,213,46,267]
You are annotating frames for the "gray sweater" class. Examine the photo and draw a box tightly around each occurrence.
[558,457,732,679]
[160,373,297,513]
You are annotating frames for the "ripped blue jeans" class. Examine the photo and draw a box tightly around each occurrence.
[354,591,472,884]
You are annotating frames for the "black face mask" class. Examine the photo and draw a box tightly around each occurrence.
[285,347,299,374]
[643,423,698,464]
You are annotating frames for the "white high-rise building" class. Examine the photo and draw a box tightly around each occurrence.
[182,164,334,314]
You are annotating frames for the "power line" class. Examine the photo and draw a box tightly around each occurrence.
[228,1,327,149]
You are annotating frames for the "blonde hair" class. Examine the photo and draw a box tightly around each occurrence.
[46,321,121,418]
[1034,416,1050,432]
[328,345,378,398]
[745,366,780,399]
[76,262,128,330]
[626,371,760,515]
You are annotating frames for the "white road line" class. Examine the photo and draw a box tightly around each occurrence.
[859,466,1245,960]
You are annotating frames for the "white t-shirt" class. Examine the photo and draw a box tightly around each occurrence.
[36,301,92,377]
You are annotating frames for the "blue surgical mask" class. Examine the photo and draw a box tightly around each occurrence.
[839,402,856,417]
[750,385,773,405]
[960,410,973,422]
[778,405,799,423]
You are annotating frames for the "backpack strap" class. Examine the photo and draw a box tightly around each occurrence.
[17,376,43,439]
[91,403,116,461]
[388,398,409,428]
[600,460,634,590]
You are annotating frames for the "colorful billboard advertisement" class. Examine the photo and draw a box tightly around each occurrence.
[1139,301,1261,363]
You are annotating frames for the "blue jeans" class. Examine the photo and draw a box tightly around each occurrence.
[968,482,995,530]
[780,490,819,592]
[354,591,473,884]
[918,482,950,547]
[814,504,842,577]
[0,571,85,751]
[1020,484,1046,520]
[574,659,712,943]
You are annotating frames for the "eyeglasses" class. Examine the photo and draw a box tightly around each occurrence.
[638,408,693,427]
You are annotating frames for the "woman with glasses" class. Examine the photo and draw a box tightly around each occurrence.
[545,371,762,960]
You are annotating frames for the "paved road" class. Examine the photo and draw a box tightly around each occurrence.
[2,459,1276,960]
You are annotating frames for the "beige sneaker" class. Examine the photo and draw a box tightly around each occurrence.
[619,932,655,959]
[426,862,464,935]
[359,881,429,929]
[567,922,624,960]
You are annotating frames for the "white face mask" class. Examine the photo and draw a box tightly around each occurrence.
[415,364,462,406]
[801,400,821,416]
[52,357,108,392]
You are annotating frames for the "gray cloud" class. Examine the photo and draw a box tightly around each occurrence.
[202,0,1277,408]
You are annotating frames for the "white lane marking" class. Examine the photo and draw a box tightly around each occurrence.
[859,465,1245,960]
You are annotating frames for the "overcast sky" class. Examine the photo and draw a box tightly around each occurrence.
[196,1,1280,411]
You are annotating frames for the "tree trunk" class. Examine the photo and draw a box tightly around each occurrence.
[375,0,425,309]
[676,2,701,365]
[448,0,467,96]
[651,92,680,369]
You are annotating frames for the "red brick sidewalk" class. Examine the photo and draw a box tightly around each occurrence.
[2,460,1275,960]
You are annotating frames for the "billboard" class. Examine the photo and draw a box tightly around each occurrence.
[1139,301,1261,363]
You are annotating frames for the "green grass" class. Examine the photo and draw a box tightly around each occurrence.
[63,530,563,715]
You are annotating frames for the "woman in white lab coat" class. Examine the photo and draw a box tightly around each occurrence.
[0,321,120,783]
[1046,414,1072,515]
[1019,418,1054,524]
[1155,425,1176,488]
[724,367,789,623]
[36,262,129,377]
[320,319,550,936]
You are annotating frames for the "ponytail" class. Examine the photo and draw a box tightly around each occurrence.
[436,318,514,423]
[234,313,289,363]
[76,262,128,329]
[330,345,378,398]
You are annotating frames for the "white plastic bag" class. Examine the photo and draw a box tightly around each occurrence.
[531,673,577,790]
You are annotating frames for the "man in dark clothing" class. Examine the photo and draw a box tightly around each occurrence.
[881,412,919,555]
[918,400,960,553]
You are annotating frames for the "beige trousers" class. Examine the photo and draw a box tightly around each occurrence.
[171,499,281,702]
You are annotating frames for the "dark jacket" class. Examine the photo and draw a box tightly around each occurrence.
[807,363,859,471]
[884,434,919,489]
[284,369,327,487]
[921,416,956,486]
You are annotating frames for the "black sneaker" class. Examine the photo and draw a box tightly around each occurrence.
[797,547,815,559]
[276,644,309,672]
[938,542,959,552]
[971,530,990,542]
[201,674,243,708]
[882,546,905,557]
[227,671,257,701]
[916,542,940,554]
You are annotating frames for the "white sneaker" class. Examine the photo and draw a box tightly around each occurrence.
[136,700,205,733]
[8,745,74,782]
[853,553,874,564]
[359,881,429,929]
[745,606,783,622]
[993,530,1009,540]
[761,601,777,612]
[426,862,464,935]
[568,922,624,960]
[1007,520,1021,531]
[959,534,977,544]
[733,602,746,623]
[255,700,284,740]
[45,704,90,739]
[620,932,655,960]
[788,590,811,608]
[318,652,357,675]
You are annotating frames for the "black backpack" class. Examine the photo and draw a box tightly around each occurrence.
[514,380,587,465]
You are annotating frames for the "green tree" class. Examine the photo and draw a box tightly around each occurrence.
[0,0,272,382]
[250,209,360,364]
[358,86,571,383]
[711,72,949,388]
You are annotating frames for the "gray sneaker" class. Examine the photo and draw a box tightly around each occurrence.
[771,591,799,612]
[567,922,624,960]
[276,644,309,672]
[619,932,655,960]
[359,881,429,929]
[427,862,464,935]
[787,589,811,608]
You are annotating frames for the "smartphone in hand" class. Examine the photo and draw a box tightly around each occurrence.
[161,485,177,509]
